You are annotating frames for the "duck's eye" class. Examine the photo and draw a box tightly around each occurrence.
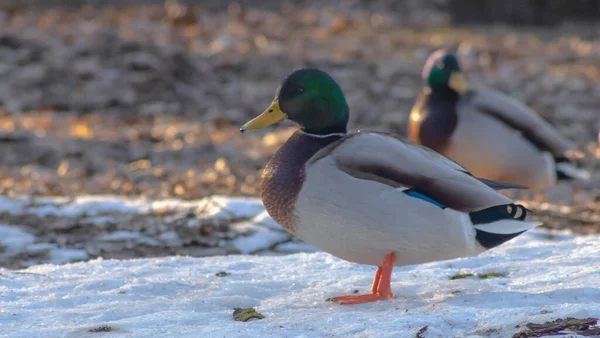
[295,87,304,94]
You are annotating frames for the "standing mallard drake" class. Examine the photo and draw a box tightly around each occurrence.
[408,50,589,192]
[241,68,540,305]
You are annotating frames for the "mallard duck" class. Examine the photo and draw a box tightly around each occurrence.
[241,68,541,305]
[408,50,590,193]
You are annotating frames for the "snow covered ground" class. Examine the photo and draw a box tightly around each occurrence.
[0,195,263,220]
[1,228,600,337]
[1,195,599,337]
[0,195,311,268]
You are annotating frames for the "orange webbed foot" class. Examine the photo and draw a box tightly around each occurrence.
[329,253,396,306]
[331,292,394,305]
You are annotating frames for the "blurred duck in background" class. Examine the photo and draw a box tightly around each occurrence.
[408,50,590,194]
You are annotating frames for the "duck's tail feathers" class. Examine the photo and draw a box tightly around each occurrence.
[556,161,590,181]
[469,203,542,249]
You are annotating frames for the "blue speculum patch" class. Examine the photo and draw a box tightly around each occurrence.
[404,190,445,209]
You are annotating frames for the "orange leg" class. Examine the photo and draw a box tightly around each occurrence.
[332,253,395,305]
[371,267,382,294]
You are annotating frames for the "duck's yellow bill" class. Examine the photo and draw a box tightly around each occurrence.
[240,100,287,132]
[449,71,470,93]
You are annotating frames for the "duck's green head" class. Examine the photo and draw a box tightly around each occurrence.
[240,68,349,135]
[423,50,470,94]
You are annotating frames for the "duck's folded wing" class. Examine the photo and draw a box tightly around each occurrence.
[469,87,577,158]
[328,132,513,213]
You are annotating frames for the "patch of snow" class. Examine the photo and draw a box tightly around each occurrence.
[0,196,26,214]
[97,231,159,246]
[20,244,89,267]
[1,230,600,337]
[149,199,202,213]
[158,231,182,247]
[1,195,268,222]
[249,211,284,231]
[47,248,89,265]
[27,195,151,217]
[0,224,35,254]
[231,229,290,254]
[231,220,260,233]
[98,231,145,242]
[229,211,302,254]
[25,243,58,255]
[231,216,284,234]
[230,211,289,244]
[197,196,264,219]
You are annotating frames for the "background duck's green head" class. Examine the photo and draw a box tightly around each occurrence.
[240,68,349,135]
[422,50,470,94]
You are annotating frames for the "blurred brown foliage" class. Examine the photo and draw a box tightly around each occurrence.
[0,0,598,202]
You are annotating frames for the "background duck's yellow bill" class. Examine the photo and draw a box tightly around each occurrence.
[240,100,287,132]
[449,72,471,93]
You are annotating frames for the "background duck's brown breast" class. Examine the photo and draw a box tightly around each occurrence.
[261,131,342,234]
[413,92,459,153]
